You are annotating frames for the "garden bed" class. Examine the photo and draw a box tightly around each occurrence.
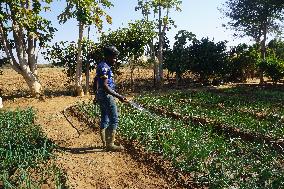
[73,101,284,188]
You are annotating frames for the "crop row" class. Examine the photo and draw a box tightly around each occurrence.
[143,104,284,152]
[135,90,284,139]
[0,108,65,188]
[220,86,284,102]
[76,101,284,188]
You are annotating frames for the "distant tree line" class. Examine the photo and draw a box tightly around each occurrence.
[45,28,284,89]
[163,31,284,85]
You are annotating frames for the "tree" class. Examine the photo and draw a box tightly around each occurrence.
[164,30,196,84]
[0,48,8,75]
[124,20,156,88]
[0,0,56,96]
[58,0,113,96]
[258,54,284,84]
[221,0,284,83]
[228,43,259,82]
[267,38,284,60]
[260,38,284,84]
[189,38,228,84]
[0,58,7,75]
[43,39,99,86]
[136,0,182,87]
[100,20,156,89]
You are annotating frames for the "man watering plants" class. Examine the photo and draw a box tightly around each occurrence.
[95,46,128,152]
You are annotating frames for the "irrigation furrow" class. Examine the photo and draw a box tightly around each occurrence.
[69,104,195,189]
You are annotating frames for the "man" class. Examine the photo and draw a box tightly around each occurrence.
[95,46,128,152]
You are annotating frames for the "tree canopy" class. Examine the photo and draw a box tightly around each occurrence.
[221,0,284,41]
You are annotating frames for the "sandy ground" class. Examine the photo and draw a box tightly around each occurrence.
[0,68,183,189]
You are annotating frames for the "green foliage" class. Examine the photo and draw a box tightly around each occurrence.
[228,43,259,82]
[0,0,57,48]
[44,20,155,85]
[221,0,284,83]
[136,0,182,19]
[164,30,196,82]
[100,20,156,62]
[154,33,171,53]
[221,0,284,41]
[126,20,156,58]
[43,39,99,82]
[263,38,284,83]
[58,0,113,30]
[267,38,284,60]
[189,38,228,83]
[258,56,284,83]
[100,20,156,88]
[0,108,59,187]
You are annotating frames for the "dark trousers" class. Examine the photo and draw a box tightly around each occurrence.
[96,90,118,130]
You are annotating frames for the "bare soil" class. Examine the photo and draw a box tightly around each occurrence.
[0,68,185,189]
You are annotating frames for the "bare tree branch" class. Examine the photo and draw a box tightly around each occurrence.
[0,23,22,73]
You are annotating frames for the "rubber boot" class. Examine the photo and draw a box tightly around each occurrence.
[105,128,124,152]
[100,128,106,148]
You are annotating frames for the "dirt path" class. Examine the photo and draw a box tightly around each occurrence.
[4,95,179,189]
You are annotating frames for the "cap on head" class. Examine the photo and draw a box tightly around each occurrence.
[104,46,120,57]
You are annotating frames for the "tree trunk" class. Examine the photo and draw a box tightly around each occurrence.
[157,39,163,86]
[157,5,169,87]
[22,69,42,96]
[75,21,85,96]
[85,26,91,95]
[130,56,135,90]
[85,62,90,95]
[0,21,41,97]
[259,22,267,84]
[175,72,182,86]
[167,69,170,81]
[150,39,158,86]
[156,4,162,87]
[131,66,134,90]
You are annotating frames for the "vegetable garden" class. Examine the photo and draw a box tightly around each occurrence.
[74,86,284,188]
[0,109,65,188]
[135,87,284,141]
[1,0,284,188]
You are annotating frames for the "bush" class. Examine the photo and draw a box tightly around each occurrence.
[164,30,196,84]
[43,39,100,83]
[227,44,259,82]
[258,57,284,84]
[189,38,228,84]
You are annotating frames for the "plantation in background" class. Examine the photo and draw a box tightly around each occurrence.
[0,109,65,188]
[75,86,284,188]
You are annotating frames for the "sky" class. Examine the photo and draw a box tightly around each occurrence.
[42,0,253,63]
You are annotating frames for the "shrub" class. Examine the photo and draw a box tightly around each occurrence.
[189,38,228,84]
[228,44,259,82]
[258,57,284,84]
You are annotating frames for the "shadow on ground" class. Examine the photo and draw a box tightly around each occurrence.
[57,146,104,154]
